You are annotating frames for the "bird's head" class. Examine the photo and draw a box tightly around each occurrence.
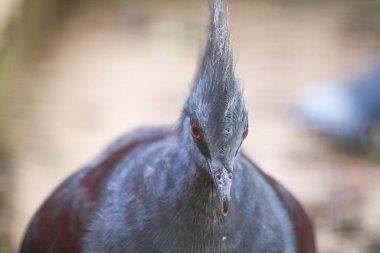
[181,0,248,216]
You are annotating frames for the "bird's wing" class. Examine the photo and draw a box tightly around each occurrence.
[19,126,174,253]
[241,154,317,253]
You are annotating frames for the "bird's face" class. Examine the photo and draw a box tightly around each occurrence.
[184,97,248,216]
[182,0,247,216]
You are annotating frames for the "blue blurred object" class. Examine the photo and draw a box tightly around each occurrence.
[295,60,380,151]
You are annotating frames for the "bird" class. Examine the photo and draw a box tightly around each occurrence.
[20,0,316,252]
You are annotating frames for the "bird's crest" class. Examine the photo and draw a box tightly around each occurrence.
[185,0,242,121]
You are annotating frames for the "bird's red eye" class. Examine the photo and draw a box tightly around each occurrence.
[191,123,201,140]
[243,129,248,139]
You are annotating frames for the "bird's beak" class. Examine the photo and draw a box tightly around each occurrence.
[207,160,233,216]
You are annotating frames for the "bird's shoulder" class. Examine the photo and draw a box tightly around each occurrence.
[262,173,316,253]
[238,153,316,253]
[19,126,174,253]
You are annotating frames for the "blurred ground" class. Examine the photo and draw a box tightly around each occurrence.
[1,0,380,252]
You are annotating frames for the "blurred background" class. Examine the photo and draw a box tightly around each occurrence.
[1,0,380,252]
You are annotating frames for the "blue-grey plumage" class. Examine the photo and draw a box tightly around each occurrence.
[183,0,247,216]
[20,0,316,252]
[82,133,297,252]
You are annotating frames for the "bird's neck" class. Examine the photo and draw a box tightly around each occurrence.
[172,152,222,220]
[169,131,225,221]
[183,165,216,201]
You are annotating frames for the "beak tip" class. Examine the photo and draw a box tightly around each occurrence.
[221,199,229,216]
